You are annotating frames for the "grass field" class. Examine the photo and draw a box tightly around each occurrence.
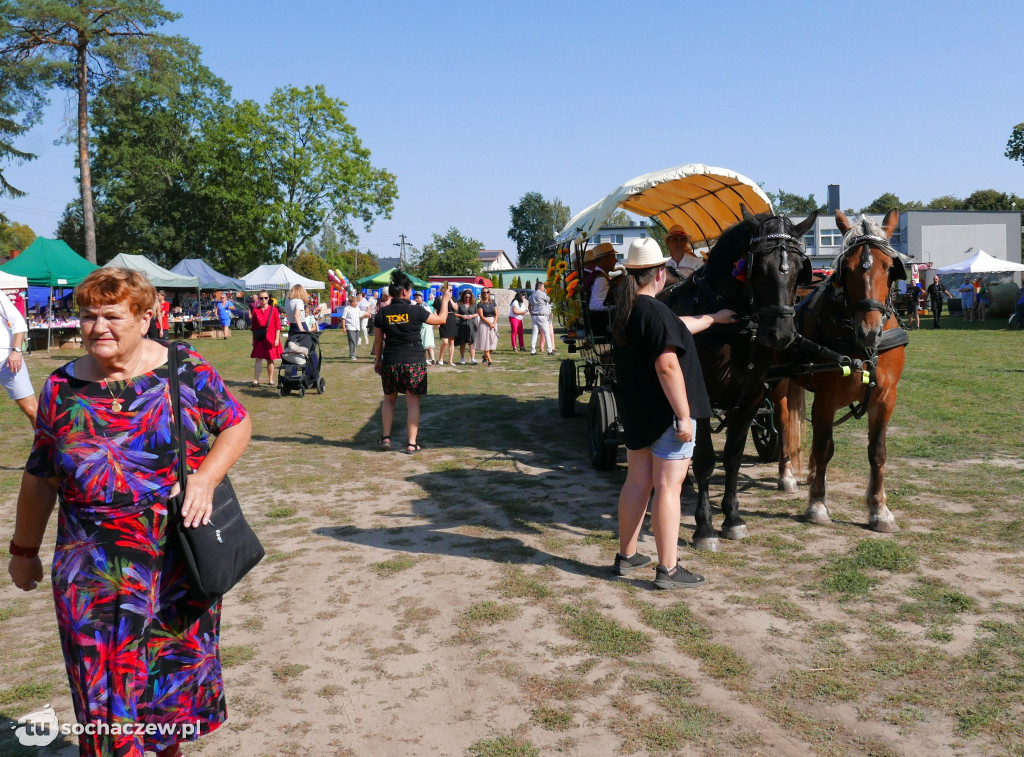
[0,315,1022,756]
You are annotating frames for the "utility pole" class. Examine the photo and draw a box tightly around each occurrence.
[395,234,410,268]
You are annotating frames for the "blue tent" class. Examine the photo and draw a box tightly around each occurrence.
[169,258,246,290]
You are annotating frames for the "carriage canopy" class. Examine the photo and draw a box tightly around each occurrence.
[555,163,773,247]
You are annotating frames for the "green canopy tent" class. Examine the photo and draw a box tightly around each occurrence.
[0,237,99,353]
[354,267,429,288]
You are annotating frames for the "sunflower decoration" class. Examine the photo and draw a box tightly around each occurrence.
[555,260,568,274]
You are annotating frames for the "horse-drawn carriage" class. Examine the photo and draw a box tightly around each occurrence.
[549,163,911,545]
[550,164,782,471]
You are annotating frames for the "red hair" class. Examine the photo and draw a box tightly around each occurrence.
[75,268,156,317]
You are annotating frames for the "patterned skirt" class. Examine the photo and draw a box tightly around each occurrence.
[53,502,226,756]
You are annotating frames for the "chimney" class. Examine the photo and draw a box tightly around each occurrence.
[827,185,840,214]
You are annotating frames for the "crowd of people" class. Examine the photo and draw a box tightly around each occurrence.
[5,257,1023,756]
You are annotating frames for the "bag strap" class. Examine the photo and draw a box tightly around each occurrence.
[166,341,189,490]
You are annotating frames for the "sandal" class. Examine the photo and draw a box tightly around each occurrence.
[250,380,260,387]
[404,443,422,455]
[377,436,391,451]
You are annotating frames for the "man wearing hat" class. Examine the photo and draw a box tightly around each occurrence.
[583,242,621,330]
[665,225,704,281]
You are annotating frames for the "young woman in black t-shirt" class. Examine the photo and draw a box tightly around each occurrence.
[373,271,453,453]
[610,238,735,590]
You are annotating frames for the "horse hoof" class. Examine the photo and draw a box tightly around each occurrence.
[779,476,799,495]
[870,517,901,534]
[692,537,720,552]
[805,503,831,525]
[722,524,749,541]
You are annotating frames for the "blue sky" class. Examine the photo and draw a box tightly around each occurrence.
[3,0,1024,264]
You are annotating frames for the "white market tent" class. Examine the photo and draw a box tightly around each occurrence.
[241,264,325,291]
[104,253,201,288]
[934,249,1024,274]
[0,271,29,288]
[555,163,772,246]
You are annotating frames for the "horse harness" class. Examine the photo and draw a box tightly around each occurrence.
[779,234,910,425]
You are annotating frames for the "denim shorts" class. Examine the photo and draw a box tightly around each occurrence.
[650,422,695,460]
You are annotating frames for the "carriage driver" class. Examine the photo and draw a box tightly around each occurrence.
[665,225,704,281]
[584,242,621,335]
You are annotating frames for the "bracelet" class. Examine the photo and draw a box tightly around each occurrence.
[9,539,40,558]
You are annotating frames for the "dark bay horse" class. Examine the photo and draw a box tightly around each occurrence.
[660,207,817,550]
[774,209,908,532]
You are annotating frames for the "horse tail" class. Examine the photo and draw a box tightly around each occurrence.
[786,382,806,477]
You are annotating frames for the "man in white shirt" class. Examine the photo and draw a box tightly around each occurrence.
[665,225,704,281]
[0,291,36,428]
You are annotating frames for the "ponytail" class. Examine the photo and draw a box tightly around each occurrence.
[612,265,660,345]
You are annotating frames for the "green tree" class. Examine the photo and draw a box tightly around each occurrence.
[249,84,398,263]
[961,188,1019,211]
[1,0,186,263]
[604,209,632,227]
[860,193,924,213]
[548,197,571,233]
[291,250,329,284]
[1004,123,1024,166]
[0,218,35,252]
[414,227,482,278]
[508,191,554,268]
[927,194,963,210]
[766,189,824,216]
[82,43,235,266]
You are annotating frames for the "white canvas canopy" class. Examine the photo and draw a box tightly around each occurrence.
[242,264,325,291]
[555,163,772,246]
[0,271,28,288]
[935,249,1024,274]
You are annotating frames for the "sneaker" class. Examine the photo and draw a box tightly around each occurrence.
[613,551,652,577]
[459,360,466,365]
[530,350,536,355]
[470,360,478,365]
[350,356,357,360]
[653,562,705,590]
[547,350,556,355]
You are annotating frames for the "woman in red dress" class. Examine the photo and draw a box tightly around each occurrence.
[157,291,170,338]
[250,290,283,386]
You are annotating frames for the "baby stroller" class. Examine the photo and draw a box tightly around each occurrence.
[278,330,325,397]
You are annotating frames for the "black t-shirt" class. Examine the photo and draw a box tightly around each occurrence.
[374,299,429,366]
[612,295,711,450]
[926,283,944,302]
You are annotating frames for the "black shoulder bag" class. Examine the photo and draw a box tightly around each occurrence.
[167,342,264,599]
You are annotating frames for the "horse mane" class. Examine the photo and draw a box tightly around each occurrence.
[704,214,763,278]
[838,216,898,259]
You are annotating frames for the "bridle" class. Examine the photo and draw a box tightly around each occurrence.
[743,220,813,323]
[832,233,904,322]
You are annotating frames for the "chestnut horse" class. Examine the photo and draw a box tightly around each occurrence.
[661,207,817,550]
[773,209,908,532]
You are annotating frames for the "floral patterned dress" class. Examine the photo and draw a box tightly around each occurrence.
[26,343,248,757]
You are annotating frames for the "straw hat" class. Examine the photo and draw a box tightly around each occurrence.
[583,242,617,263]
[623,237,671,269]
[665,225,689,240]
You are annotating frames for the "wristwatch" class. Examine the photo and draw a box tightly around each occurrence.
[11,347,22,353]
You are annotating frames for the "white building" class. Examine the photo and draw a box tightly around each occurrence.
[588,220,651,262]
[792,208,1021,282]
[478,249,515,271]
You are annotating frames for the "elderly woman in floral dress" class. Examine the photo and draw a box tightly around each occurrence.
[7,268,251,757]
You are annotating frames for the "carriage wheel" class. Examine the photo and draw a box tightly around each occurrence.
[279,386,290,397]
[317,377,326,394]
[589,387,619,471]
[558,359,577,418]
[751,416,781,462]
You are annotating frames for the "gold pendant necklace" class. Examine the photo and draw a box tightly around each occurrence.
[105,351,145,412]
